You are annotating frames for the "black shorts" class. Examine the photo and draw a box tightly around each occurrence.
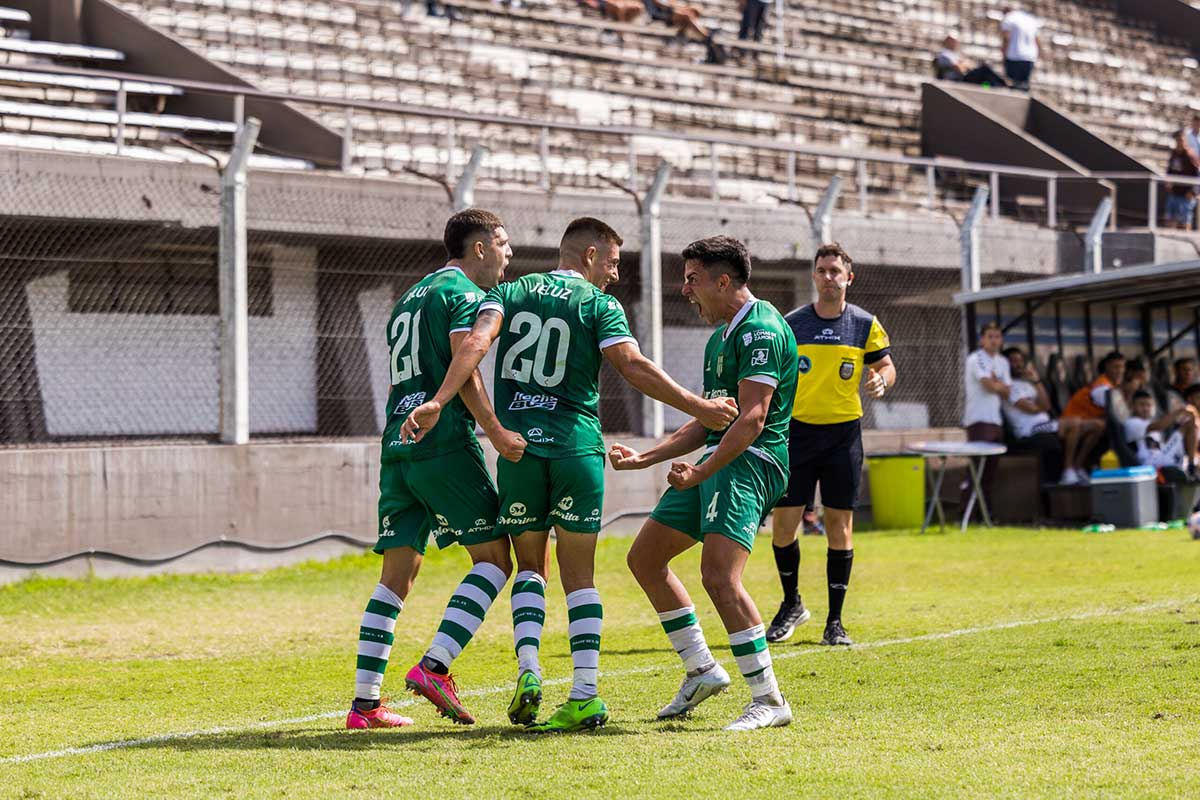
[777,418,863,511]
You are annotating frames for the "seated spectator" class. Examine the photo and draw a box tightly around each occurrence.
[1168,357,1198,409]
[642,0,710,42]
[1059,351,1125,484]
[1165,130,1199,230]
[738,0,769,43]
[578,0,642,23]
[934,34,1007,87]
[1124,390,1197,476]
[1002,347,1064,485]
[1121,357,1147,404]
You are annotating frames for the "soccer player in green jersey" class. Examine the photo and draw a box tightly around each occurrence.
[401,217,737,732]
[347,209,528,730]
[612,235,799,731]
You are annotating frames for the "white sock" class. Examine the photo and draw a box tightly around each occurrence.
[355,583,403,701]
[566,587,603,700]
[426,562,508,668]
[511,570,546,678]
[657,606,716,674]
[729,623,781,704]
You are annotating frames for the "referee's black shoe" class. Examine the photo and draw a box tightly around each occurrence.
[819,619,853,646]
[765,598,811,643]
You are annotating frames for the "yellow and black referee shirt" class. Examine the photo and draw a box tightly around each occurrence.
[784,303,891,425]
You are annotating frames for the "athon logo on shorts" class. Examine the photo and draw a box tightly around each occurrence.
[797,355,812,374]
[468,517,492,533]
[839,359,855,380]
[585,507,601,522]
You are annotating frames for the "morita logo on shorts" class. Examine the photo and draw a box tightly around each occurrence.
[557,496,574,511]
[509,392,558,411]
[509,502,527,516]
[554,511,581,522]
[815,327,841,342]
[381,515,391,528]
[436,514,449,527]
[392,391,427,418]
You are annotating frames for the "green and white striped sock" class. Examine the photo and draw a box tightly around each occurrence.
[425,562,508,668]
[566,587,603,700]
[729,623,780,702]
[511,570,546,678]
[657,606,716,674]
[355,583,403,701]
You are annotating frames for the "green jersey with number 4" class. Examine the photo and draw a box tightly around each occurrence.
[480,269,636,458]
[381,265,486,463]
[702,298,798,474]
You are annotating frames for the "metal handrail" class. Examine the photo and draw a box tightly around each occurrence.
[0,61,1181,229]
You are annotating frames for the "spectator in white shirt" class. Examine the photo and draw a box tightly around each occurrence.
[1000,5,1040,91]
[1125,390,1198,476]
[1002,347,1063,486]
[962,321,1010,508]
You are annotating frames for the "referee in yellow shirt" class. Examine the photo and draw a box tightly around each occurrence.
[765,243,897,646]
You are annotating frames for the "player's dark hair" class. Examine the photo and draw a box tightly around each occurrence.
[1174,356,1197,370]
[443,208,504,259]
[1131,389,1152,402]
[1098,351,1125,372]
[1002,346,1024,359]
[681,235,752,285]
[813,242,853,271]
[1125,358,1146,374]
[979,320,1002,337]
[561,216,623,248]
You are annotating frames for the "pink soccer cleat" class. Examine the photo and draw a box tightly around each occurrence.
[404,662,475,724]
[345,700,414,729]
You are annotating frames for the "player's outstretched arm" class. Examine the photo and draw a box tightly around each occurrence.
[667,379,772,491]
[401,310,503,444]
[603,342,737,430]
[608,419,708,471]
[449,330,527,463]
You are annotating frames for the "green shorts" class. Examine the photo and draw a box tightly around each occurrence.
[376,443,502,555]
[649,450,787,552]
[496,453,605,535]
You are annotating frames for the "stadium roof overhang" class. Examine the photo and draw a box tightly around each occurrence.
[952,259,1200,309]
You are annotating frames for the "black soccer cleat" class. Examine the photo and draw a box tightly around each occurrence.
[765,598,811,643]
[819,619,853,646]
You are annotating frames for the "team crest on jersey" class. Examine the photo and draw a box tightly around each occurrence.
[797,355,812,374]
[839,359,855,380]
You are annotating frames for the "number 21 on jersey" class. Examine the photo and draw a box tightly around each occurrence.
[390,310,422,384]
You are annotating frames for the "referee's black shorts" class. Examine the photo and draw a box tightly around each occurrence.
[777,418,863,511]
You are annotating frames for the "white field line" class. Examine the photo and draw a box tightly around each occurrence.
[1,597,1192,765]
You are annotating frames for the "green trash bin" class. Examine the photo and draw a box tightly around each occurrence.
[866,454,925,530]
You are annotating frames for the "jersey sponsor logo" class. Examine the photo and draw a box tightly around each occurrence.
[750,348,769,367]
[526,427,555,444]
[463,292,478,303]
[509,392,558,411]
[532,283,573,299]
[704,389,730,399]
[839,359,855,380]
[557,496,574,511]
[742,331,753,346]
[797,355,813,374]
[815,327,841,342]
[750,330,777,342]
[509,502,527,517]
[391,391,428,418]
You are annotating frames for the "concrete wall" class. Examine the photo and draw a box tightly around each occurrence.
[0,428,964,582]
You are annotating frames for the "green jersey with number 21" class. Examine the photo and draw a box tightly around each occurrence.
[381,265,485,463]
[480,269,636,458]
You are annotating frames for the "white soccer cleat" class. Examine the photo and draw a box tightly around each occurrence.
[657,663,732,719]
[724,697,793,731]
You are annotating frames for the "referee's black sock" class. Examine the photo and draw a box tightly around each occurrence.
[826,548,853,623]
[772,541,801,604]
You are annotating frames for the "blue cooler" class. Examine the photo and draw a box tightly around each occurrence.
[1090,466,1157,528]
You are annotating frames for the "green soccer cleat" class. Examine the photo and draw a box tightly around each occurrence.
[507,670,543,726]
[525,696,609,733]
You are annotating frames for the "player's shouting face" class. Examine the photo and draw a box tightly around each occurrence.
[681,258,727,325]
[474,225,513,289]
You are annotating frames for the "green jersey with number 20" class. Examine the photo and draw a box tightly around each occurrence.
[480,269,636,458]
[381,265,486,463]
[702,298,798,474]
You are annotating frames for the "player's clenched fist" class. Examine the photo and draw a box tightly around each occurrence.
[697,396,739,430]
[608,443,643,470]
[400,400,442,444]
[667,460,703,490]
[492,427,527,463]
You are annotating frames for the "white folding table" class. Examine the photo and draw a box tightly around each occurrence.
[904,441,1008,533]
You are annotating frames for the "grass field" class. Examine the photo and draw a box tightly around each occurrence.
[2,525,1198,799]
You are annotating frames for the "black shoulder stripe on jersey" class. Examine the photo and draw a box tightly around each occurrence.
[784,303,875,348]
